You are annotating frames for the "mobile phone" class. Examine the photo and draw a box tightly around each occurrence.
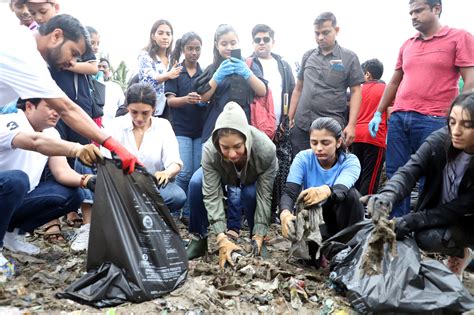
[231,49,242,60]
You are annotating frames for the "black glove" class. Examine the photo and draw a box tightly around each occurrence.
[394,217,412,240]
[86,175,97,192]
[331,184,348,203]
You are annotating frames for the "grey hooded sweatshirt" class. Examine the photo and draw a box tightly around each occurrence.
[202,102,277,236]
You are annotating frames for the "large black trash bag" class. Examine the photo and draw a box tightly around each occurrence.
[321,220,474,313]
[57,159,188,307]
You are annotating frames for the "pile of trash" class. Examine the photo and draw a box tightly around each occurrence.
[0,223,356,313]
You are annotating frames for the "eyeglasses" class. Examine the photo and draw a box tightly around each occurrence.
[254,36,271,44]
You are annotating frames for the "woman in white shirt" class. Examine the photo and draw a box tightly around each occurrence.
[103,82,186,213]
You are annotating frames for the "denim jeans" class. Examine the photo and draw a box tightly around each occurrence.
[226,186,243,232]
[0,170,83,246]
[0,170,29,247]
[188,168,257,237]
[74,158,96,204]
[386,111,446,217]
[175,136,202,218]
[160,182,187,213]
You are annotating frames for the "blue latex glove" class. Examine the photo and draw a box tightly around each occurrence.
[212,59,235,84]
[231,57,252,80]
[368,111,382,138]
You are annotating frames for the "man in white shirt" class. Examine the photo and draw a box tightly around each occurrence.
[98,58,125,128]
[0,98,100,268]
[0,8,138,172]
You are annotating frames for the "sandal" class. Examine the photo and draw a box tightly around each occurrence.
[40,219,65,243]
[65,212,83,228]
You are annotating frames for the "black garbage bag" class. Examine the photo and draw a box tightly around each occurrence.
[57,160,188,307]
[321,220,474,313]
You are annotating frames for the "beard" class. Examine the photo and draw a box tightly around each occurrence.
[44,43,64,71]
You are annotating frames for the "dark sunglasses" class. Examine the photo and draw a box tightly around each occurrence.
[254,36,271,44]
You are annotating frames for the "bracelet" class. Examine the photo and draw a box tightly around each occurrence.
[79,174,89,188]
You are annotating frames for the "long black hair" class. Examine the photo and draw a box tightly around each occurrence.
[126,82,157,109]
[144,19,174,62]
[446,92,474,160]
[170,32,202,66]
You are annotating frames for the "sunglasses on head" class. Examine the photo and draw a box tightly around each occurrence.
[254,36,271,44]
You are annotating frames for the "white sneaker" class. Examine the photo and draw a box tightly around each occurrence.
[0,250,8,266]
[3,229,40,255]
[71,223,90,252]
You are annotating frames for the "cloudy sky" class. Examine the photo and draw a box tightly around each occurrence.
[43,0,474,80]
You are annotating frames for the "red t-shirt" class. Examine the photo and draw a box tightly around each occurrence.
[393,26,474,117]
[354,81,387,148]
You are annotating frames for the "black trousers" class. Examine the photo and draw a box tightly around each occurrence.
[322,187,365,238]
[290,126,310,158]
[415,215,474,257]
[352,142,385,195]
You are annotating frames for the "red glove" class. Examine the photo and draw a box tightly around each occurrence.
[102,137,140,173]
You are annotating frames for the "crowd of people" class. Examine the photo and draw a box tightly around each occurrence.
[1,0,473,290]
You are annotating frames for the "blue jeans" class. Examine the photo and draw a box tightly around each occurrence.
[0,171,83,246]
[226,186,243,232]
[386,111,446,217]
[160,182,186,213]
[74,159,95,204]
[175,136,202,218]
[0,170,29,247]
[188,168,257,237]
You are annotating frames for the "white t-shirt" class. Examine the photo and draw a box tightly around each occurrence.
[258,57,283,126]
[102,81,125,128]
[102,114,182,173]
[0,111,59,192]
[0,10,65,106]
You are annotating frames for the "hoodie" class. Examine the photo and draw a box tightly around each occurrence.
[201,102,277,236]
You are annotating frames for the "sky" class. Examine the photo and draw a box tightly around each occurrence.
[53,0,473,81]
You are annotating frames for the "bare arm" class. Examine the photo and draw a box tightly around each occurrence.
[248,75,266,97]
[166,92,202,108]
[343,85,362,146]
[48,156,82,187]
[376,69,403,113]
[11,131,81,157]
[66,60,99,75]
[460,66,474,92]
[288,79,303,127]
[165,162,181,178]
[44,97,109,144]
[200,79,218,102]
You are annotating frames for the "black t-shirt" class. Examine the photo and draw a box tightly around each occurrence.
[164,63,206,139]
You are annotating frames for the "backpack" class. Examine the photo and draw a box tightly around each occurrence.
[245,57,276,140]
[74,73,106,119]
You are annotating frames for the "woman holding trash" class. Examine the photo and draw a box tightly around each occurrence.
[102,82,186,214]
[279,117,364,262]
[193,23,267,240]
[367,92,474,281]
[186,102,277,268]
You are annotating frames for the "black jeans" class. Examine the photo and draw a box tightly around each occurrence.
[415,215,474,257]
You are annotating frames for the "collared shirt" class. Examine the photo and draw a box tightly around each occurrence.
[103,114,182,173]
[164,62,206,138]
[295,43,364,131]
[394,26,474,117]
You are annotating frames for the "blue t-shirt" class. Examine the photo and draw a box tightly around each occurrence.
[287,149,360,189]
[164,63,206,139]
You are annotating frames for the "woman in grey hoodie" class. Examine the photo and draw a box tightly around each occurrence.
[186,102,277,268]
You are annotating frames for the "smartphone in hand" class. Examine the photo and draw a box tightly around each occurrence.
[231,49,242,60]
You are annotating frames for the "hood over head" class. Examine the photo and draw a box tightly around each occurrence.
[211,101,252,157]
